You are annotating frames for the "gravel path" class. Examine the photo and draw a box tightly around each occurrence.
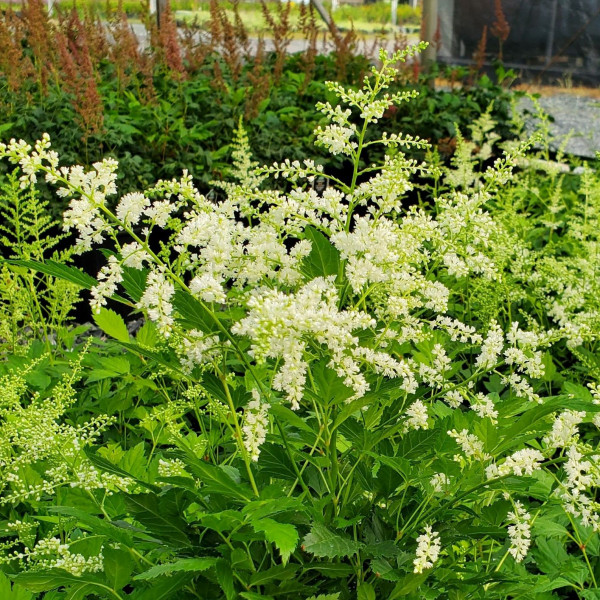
[518,94,600,158]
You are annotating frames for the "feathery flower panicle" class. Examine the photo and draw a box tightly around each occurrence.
[90,255,123,313]
[413,526,441,573]
[475,320,504,369]
[137,268,175,337]
[470,392,498,422]
[543,410,585,449]
[507,501,531,562]
[404,399,429,431]
[448,428,490,463]
[486,448,544,479]
[242,390,270,461]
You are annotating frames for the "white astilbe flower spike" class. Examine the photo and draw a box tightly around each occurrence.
[242,390,270,461]
[116,192,149,226]
[486,448,544,479]
[314,123,357,156]
[476,320,504,369]
[470,392,498,423]
[448,429,490,463]
[507,501,531,562]
[90,256,123,313]
[413,526,441,573]
[232,277,376,409]
[8,537,104,576]
[121,241,150,270]
[137,268,175,337]
[404,399,429,431]
[543,410,586,449]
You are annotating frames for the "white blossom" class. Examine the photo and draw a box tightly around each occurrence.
[507,501,531,562]
[413,526,441,573]
[242,390,270,461]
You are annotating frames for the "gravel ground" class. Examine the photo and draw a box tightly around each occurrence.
[518,94,600,158]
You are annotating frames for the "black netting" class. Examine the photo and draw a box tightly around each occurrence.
[438,0,600,82]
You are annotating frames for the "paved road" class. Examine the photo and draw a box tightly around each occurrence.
[128,21,407,56]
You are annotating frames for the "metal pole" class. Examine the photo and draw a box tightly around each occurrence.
[391,0,398,28]
[545,0,559,65]
[422,0,438,70]
[310,0,333,27]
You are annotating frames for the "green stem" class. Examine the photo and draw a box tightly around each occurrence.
[219,372,260,497]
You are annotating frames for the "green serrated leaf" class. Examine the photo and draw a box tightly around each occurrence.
[131,571,192,600]
[357,582,376,600]
[4,259,96,289]
[93,308,130,343]
[302,522,362,558]
[0,572,32,600]
[240,593,274,600]
[174,449,253,502]
[103,547,134,590]
[249,564,299,587]
[47,507,133,546]
[302,226,340,279]
[121,266,148,303]
[215,559,236,600]
[11,570,105,594]
[135,557,216,580]
[124,492,191,547]
[251,518,298,565]
[173,289,217,333]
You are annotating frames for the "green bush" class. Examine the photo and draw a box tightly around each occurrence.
[1,45,600,599]
[0,1,517,219]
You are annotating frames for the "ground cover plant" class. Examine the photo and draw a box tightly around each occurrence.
[2,42,600,600]
[0,0,516,214]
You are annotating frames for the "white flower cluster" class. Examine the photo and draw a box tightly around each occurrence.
[242,390,270,461]
[413,525,441,573]
[560,445,600,531]
[475,320,504,370]
[543,410,585,449]
[7,537,103,576]
[430,473,451,493]
[418,344,451,389]
[138,268,175,337]
[469,392,498,423]
[507,501,532,562]
[404,399,429,431]
[158,457,190,478]
[179,331,222,373]
[232,277,377,409]
[486,448,544,479]
[448,429,490,464]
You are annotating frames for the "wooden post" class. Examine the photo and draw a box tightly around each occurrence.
[421,0,438,70]
[156,0,168,27]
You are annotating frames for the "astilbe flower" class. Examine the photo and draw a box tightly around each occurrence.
[6,537,104,576]
[448,429,490,464]
[506,501,531,562]
[0,353,132,507]
[242,390,270,461]
[413,526,441,573]
[232,277,377,409]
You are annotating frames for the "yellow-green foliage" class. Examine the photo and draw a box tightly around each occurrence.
[0,171,79,353]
